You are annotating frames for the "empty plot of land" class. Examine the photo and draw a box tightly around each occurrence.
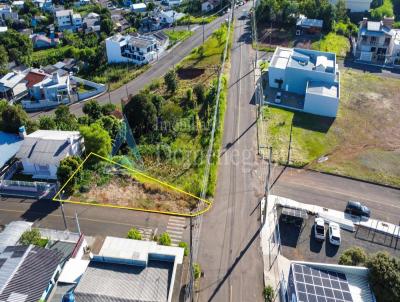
[262,69,400,187]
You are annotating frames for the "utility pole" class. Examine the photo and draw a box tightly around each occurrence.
[75,211,81,235]
[60,190,68,230]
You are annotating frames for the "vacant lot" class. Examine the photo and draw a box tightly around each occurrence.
[311,33,350,58]
[262,69,400,187]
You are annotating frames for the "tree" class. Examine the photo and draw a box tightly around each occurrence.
[124,93,157,139]
[101,103,116,116]
[38,116,56,130]
[178,241,189,256]
[57,156,82,194]
[101,18,114,35]
[193,83,205,105]
[335,0,348,22]
[83,100,102,121]
[339,247,367,266]
[263,285,274,302]
[146,1,155,11]
[127,227,142,240]
[19,228,47,247]
[0,45,8,75]
[366,252,400,302]
[0,30,32,65]
[1,104,28,133]
[55,105,78,130]
[98,115,121,139]
[160,101,183,133]
[80,123,112,159]
[164,69,178,93]
[158,232,171,246]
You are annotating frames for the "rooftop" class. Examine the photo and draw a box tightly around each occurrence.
[0,131,22,168]
[24,70,49,88]
[296,17,323,28]
[306,81,338,98]
[131,2,146,9]
[0,72,26,89]
[288,48,336,73]
[0,221,32,251]
[56,9,73,17]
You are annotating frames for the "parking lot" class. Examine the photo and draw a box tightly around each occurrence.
[278,209,400,263]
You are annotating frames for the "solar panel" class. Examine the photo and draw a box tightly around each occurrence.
[293,264,354,302]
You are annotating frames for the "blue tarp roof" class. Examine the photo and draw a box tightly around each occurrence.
[0,131,22,168]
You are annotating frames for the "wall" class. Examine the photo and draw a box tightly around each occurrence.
[304,92,339,117]
[268,67,286,89]
[72,76,106,101]
[284,67,336,95]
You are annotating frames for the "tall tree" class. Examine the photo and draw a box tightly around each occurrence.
[1,104,29,133]
[57,156,82,194]
[164,69,178,93]
[80,123,112,158]
[83,100,102,121]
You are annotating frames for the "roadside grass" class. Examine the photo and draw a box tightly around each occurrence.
[262,69,400,187]
[311,33,350,58]
[177,15,217,25]
[137,23,232,197]
[165,30,193,48]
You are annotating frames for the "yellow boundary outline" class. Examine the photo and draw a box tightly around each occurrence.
[53,152,212,217]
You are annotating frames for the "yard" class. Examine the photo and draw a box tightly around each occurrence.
[261,69,400,187]
[311,33,350,58]
[165,30,193,48]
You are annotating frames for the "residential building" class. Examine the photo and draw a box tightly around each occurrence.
[159,9,185,26]
[296,15,323,36]
[71,236,184,302]
[0,131,22,169]
[42,0,54,12]
[0,72,28,103]
[106,33,165,65]
[268,47,340,117]
[0,221,32,250]
[354,17,400,66]
[15,130,83,179]
[74,0,90,7]
[287,261,375,302]
[0,5,18,24]
[82,12,100,34]
[31,33,60,49]
[131,2,147,13]
[329,0,372,12]
[202,0,220,12]
[162,0,183,7]
[11,0,24,9]
[55,9,82,31]
[29,72,73,103]
[0,245,63,302]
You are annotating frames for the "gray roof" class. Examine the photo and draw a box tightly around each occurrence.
[0,245,62,302]
[306,81,338,98]
[297,18,323,28]
[74,260,173,302]
[0,221,32,251]
[367,21,381,31]
[47,240,76,264]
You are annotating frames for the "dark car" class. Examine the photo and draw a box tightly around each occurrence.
[345,200,371,218]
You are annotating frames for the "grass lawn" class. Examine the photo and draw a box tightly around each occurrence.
[262,69,400,187]
[165,30,193,47]
[177,15,217,25]
[311,33,350,58]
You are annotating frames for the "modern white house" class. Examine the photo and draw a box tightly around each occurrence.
[106,33,167,65]
[268,47,340,117]
[131,2,147,13]
[55,9,82,31]
[82,12,100,34]
[0,72,28,103]
[15,130,84,180]
[354,17,400,66]
[329,0,372,12]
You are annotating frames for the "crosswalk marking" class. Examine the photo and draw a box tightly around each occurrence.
[138,227,153,241]
[166,216,187,246]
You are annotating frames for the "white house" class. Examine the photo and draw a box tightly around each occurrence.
[11,1,24,9]
[0,5,18,23]
[162,0,182,7]
[202,0,219,12]
[106,33,165,65]
[159,10,185,26]
[131,2,147,13]
[0,72,28,103]
[55,9,82,31]
[15,130,84,180]
[329,0,372,12]
[29,72,72,103]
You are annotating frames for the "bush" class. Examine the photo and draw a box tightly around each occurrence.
[19,228,47,247]
[158,232,171,246]
[178,241,189,256]
[164,69,178,93]
[193,263,201,279]
[371,0,394,19]
[127,227,142,240]
[339,247,367,266]
[264,285,274,302]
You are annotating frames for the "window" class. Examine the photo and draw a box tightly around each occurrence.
[384,37,391,45]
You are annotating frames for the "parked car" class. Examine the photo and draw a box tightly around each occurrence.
[314,217,325,242]
[275,92,281,103]
[328,222,341,246]
[345,200,371,218]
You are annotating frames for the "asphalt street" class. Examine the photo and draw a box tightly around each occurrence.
[29,14,230,119]
[196,8,265,302]
[270,166,400,225]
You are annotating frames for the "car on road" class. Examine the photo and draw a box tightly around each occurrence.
[345,200,371,218]
[275,92,282,103]
[314,217,325,241]
[328,222,341,246]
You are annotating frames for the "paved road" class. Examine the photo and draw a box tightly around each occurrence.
[270,166,400,225]
[29,14,230,119]
[0,197,189,242]
[196,8,265,302]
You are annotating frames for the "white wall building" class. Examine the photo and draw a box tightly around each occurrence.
[329,0,372,12]
[202,0,219,12]
[55,9,82,31]
[0,5,18,23]
[106,33,165,65]
[16,130,84,180]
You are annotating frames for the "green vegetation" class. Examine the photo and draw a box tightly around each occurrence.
[311,33,350,57]
[193,263,201,279]
[165,30,193,47]
[263,285,274,302]
[158,232,172,246]
[338,248,400,302]
[0,100,37,134]
[371,0,394,19]
[0,30,33,66]
[177,15,217,25]
[127,227,142,240]
[80,123,112,160]
[262,69,400,187]
[179,241,189,256]
[19,229,48,248]
[57,156,83,194]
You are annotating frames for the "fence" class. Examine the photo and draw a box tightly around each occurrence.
[0,161,20,181]
[355,221,400,250]
[0,179,57,198]
[72,76,107,101]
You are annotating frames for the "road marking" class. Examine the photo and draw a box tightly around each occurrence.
[166,216,186,246]
[166,229,183,235]
[167,222,186,227]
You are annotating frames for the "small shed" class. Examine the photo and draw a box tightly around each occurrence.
[296,15,323,35]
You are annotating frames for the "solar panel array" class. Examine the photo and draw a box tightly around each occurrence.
[293,264,353,302]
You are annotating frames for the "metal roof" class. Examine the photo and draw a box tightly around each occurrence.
[0,221,32,251]
[0,245,63,302]
[306,81,338,98]
[0,131,22,168]
[297,18,323,28]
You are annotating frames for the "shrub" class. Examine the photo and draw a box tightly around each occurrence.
[19,228,47,247]
[264,285,274,302]
[193,263,201,279]
[158,232,171,246]
[339,247,367,266]
[127,227,142,240]
[178,241,189,256]
[164,69,178,93]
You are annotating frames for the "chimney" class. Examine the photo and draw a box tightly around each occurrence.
[18,126,26,139]
[382,16,395,29]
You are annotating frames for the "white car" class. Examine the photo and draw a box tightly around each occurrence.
[275,92,282,103]
[314,217,325,242]
[328,222,341,246]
